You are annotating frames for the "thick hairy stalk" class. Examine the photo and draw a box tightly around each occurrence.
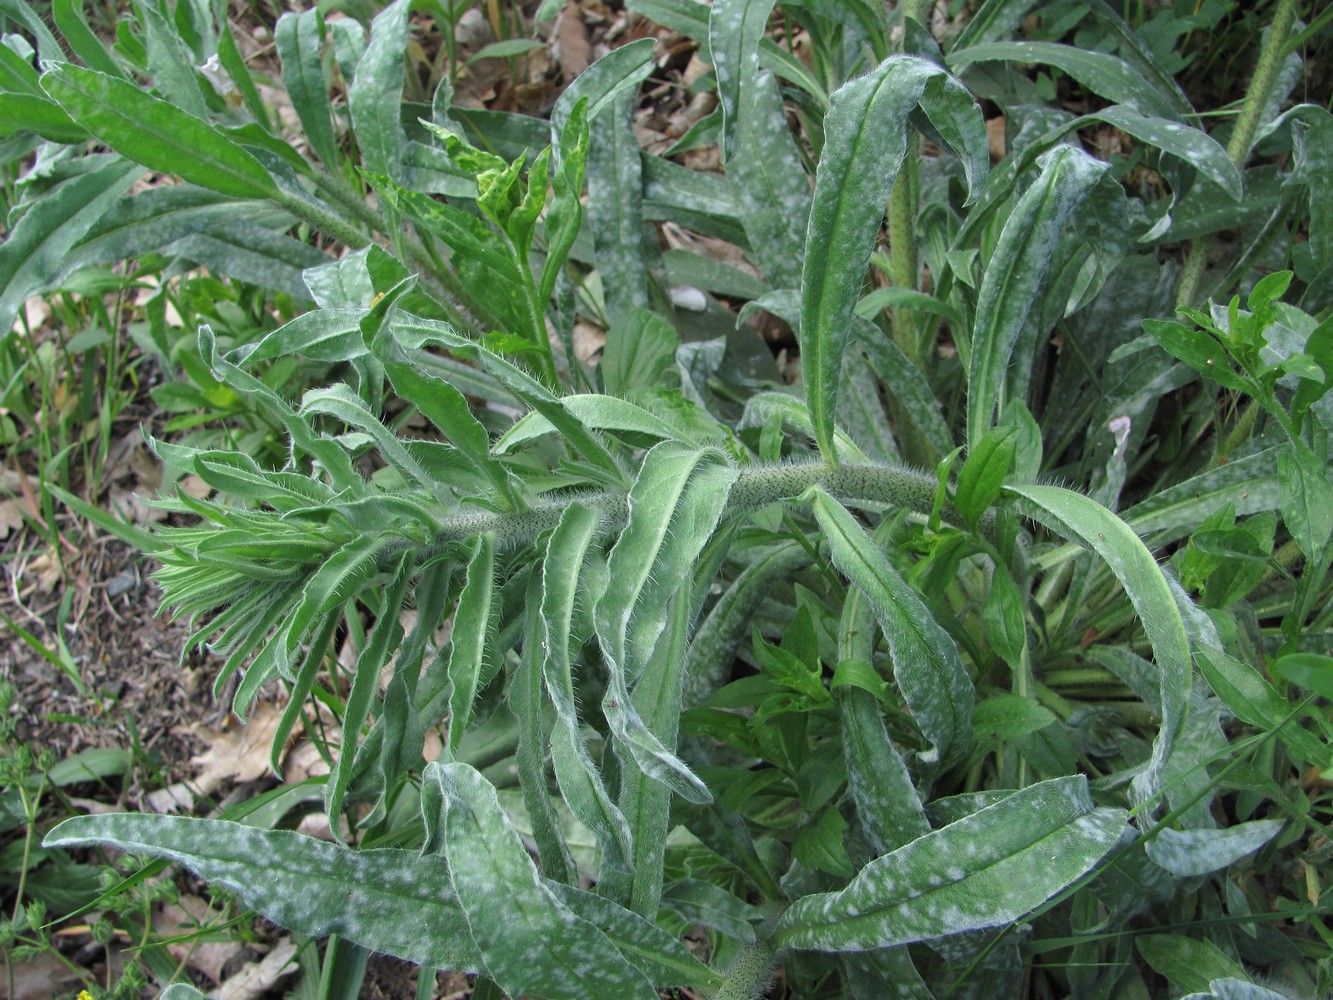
[393,461,976,561]
[1175,0,1299,307]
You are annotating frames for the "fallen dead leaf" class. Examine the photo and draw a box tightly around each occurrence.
[556,2,591,81]
[0,498,22,540]
[11,296,50,336]
[156,894,242,986]
[144,701,290,813]
[986,116,1005,161]
[214,939,299,1000]
[572,321,606,364]
[0,950,86,999]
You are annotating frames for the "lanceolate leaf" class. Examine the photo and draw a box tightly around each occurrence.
[550,881,724,991]
[51,0,123,76]
[421,762,659,999]
[1143,820,1284,877]
[0,158,141,332]
[1005,484,1191,803]
[0,92,87,143]
[710,0,778,161]
[803,56,985,463]
[550,37,655,149]
[1094,105,1241,199]
[595,444,738,803]
[325,554,411,827]
[276,9,338,168]
[541,503,634,872]
[386,310,627,484]
[446,535,496,752]
[347,0,409,180]
[948,40,1180,120]
[43,814,483,971]
[588,90,649,322]
[40,64,279,200]
[812,490,974,769]
[773,776,1126,951]
[731,69,811,289]
[1277,441,1333,564]
[967,145,1107,445]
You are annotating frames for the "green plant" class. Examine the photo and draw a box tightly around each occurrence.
[1,0,1327,996]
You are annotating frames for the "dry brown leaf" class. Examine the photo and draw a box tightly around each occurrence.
[0,950,86,999]
[556,3,591,81]
[214,939,299,1000]
[11,296,50,336]
[0,498,22,541]
[156,894,242,985]
[573,321,606,364]
[986,116,1006,161]
[25,550,62,594]
[145,702,291,813]
[179,474,212,500]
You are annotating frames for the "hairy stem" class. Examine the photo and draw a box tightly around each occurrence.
[1175,0,1299,308]
[393,461,978,561]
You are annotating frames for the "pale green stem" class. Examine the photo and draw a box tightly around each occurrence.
[387,461,984,561]
[714,939,779,1000]
[1176,0,1300,309]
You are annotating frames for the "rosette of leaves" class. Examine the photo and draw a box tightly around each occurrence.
[28,0,1333,996]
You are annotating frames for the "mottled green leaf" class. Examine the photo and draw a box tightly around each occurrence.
[1143,821,1283,877]
[276,9,338,168]
[40,64,279,200]
[422,762,658,999]
[803,55,984,462]
[347,0,408,179]
[812,489,974,768]
[1006,484,1191,802]
[1277,441,1333,563]
[0,158,141,332]
[967,146,1107,444]
[43,814,482,971]
[774,776,1125,950]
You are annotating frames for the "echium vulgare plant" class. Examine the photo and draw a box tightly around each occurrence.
[26,0,1333,996]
